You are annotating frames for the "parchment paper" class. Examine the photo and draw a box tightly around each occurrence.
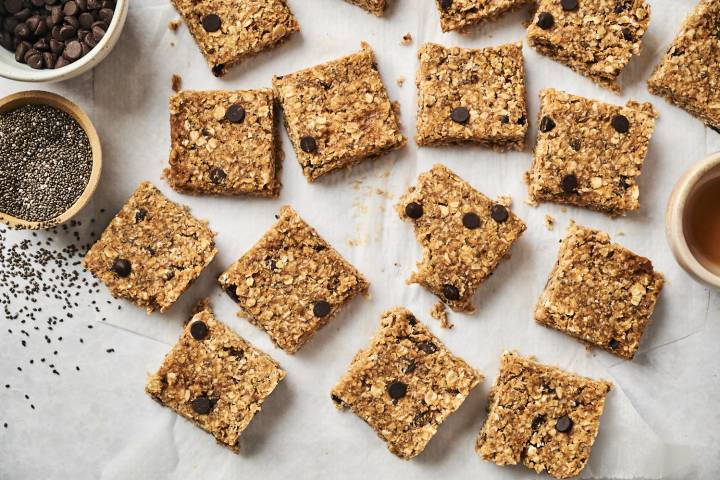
[1,1,718,478]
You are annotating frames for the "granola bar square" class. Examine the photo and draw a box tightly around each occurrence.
[146,300,285,452]
[171,0,300,77]
[218,206,369,353]
[535,222,664,359]
[165,90,281,197]
[526,89,657,216]
[434,0,532,33]
[526,0,650,91]
[342,0,387,16]
[273,42,406,182]
[331,307,482,459]
[476,351,612,479]
[647,0,720,131]
[397,164,526,312]
[83,182,217,313]
[416,42,528,150]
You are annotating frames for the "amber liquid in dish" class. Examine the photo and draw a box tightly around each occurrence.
[685,176,720,275]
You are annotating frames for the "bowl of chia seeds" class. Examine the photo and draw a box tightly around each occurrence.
[0,0,128,83]
[0,90,101,229]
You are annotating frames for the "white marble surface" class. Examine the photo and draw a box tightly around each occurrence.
[0,1,718,478]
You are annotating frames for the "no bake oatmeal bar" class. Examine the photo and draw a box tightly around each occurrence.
[219,206,369,354]
[171,0,300,77]
[398,165,526,312]
[83,182,217,313]
[535,222,664,360]
[526,89,657,216]
[476,351,612,479]
[416,42,528,150]
[434,0,532,33]
[146,300,285,453]
[342,0,387,16]
[331,307,482,459]
[647,0,720,131]
[526,0,650,91]
[273,42,406,182]
[165,89,282,197]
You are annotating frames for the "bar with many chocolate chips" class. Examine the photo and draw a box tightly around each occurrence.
[647,0,720,132]
[526,89,657,216]
[0,0,116,69]
[433,0,533,33]
[273,42,406,182]
[83,182,218,313]
[218,205,369,354]
[164,89,282,196]
[415,42,528,150]
[331,307,482,459]
[341,0,387,16]
[476,351,612,479]
[534,222,664,360]
[397,164,526,313]
[526,0,650,91]
[146,300,285,453]
[170,0,300,77]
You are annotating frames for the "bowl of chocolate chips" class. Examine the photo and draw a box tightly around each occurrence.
[0,0,128,82]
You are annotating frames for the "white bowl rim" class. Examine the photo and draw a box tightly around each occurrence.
[0,0,128,82]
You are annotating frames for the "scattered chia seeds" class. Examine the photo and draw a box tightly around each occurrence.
[0,104,92,223]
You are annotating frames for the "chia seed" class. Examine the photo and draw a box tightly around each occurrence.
[0,104,92,223]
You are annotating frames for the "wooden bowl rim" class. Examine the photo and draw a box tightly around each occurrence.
[0,90,102,230]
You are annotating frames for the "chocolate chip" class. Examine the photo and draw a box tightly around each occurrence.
[499,114,509,124]
[209,167,226,185]
[570,138,581,151]
[451,106,470,124]
[517,115,526,125]
[619,176,630,189]
[537,12,554,29]
[13,23,30,40]
[26,50,43,68]
[406,314,417,326]
[63,1,78,16]
[609,338,620,349]
[611,114,630,133]
[331,394,342,404]
[462,212,481,229]
[561,0,578,10]
[561,174,578,193]
[78,12,93,29]
[555,415,573,433]
[539,115,556,132]
[419,342,437,354]
[62,39,81,60]
[313,300,331,317]
[439,0,452,10]
[387,381,407,399]
[490,203,510,223]
[225,284,239,303]
[405,202,423,219]
[191,396,212,415]
[211,64,224,77]
[300,136,317,153]
[404,361,417,374]
[443,284,460,301]
[135,208,147,222]
[190,320,209,340]
[98,8,114,24]
[110,258,131,277]
[622,27,633,41]
[224,104,246,124]
[531,414,546,430]
[4,0,23,15]
[201,14,221,33]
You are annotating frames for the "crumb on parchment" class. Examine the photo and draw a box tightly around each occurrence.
[396,76,406,87]
[171,74,182,93]
[168,19,181,31]
[401,33,412,45]
[544,214,555,231]
[431,302,453,329]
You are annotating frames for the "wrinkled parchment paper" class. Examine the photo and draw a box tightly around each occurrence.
[1,1,718,478]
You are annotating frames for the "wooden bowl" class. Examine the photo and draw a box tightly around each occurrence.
[0,91,102,229]
[666,151,720,289]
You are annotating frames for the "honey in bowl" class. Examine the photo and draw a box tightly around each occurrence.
[684,175,720,276]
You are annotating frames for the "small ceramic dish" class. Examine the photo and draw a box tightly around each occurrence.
[0,0,128,83]
[0,90,102,229]
[666,151,720,288]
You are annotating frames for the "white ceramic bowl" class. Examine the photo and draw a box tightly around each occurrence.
[666,151,720,289]
[0,0,128,83]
